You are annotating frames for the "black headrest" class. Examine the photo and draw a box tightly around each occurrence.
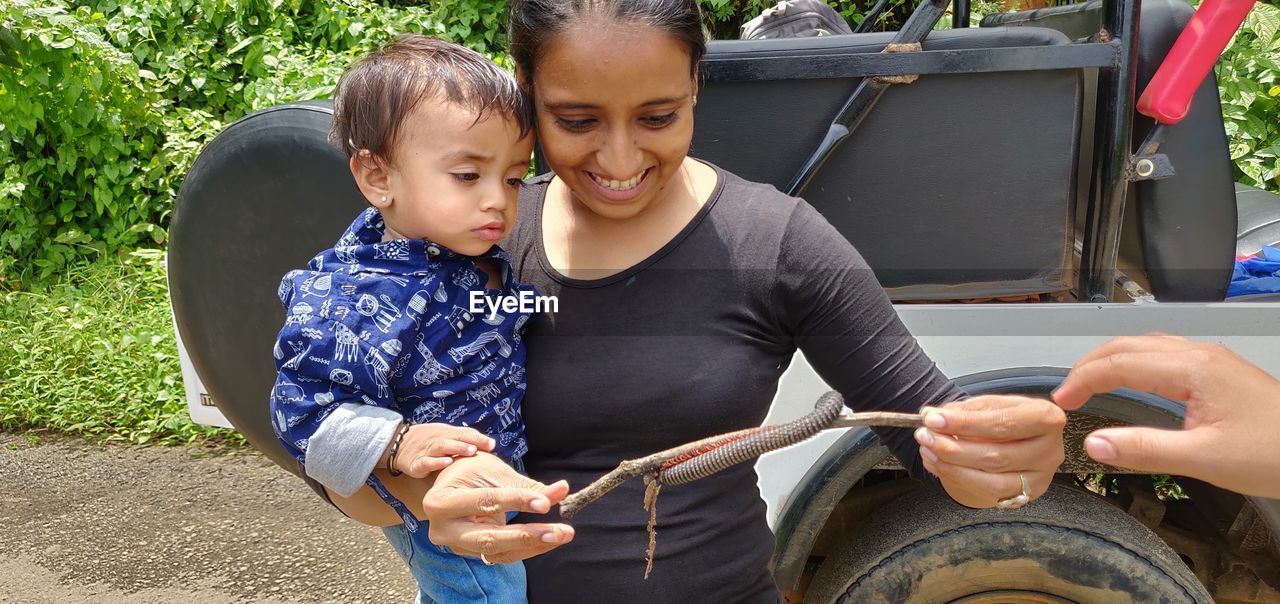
[169,101,360,472]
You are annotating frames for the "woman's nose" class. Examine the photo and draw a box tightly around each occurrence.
[596,128,644,178]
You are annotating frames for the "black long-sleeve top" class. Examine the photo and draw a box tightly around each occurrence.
[506,165,964,602]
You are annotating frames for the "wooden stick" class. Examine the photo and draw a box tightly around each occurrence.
[559,427,760,519]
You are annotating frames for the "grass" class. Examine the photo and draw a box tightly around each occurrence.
[0,249,245,447]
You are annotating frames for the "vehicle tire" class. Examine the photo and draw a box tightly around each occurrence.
[803,484,1210,603]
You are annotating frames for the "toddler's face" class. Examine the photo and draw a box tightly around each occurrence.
[381,102,533,256]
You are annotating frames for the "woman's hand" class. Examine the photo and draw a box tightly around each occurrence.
[422,453,575,564]
[1053,334,1280,499]
[914,396,1067,509]
[384,423,496,478]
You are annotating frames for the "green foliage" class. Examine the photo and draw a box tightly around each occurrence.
[2,0,1277,288]
[0,0,499,286]
[1217,2,1280,192]
[0,1,167,285]
[0,250,244,446]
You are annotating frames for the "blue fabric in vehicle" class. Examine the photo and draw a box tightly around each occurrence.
[1228,246,1280,297]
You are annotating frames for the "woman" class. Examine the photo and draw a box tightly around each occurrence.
[330,0,1068,600]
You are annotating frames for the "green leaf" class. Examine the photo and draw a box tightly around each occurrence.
[1250,5,1280,45]
[227,35,255,55]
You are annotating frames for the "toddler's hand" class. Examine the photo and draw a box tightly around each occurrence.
[387,423,496,478]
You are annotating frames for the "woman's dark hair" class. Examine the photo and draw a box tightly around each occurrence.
[329,34,533,165]
[509,0,707,83]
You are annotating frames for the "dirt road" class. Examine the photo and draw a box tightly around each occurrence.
[0,432,416,603]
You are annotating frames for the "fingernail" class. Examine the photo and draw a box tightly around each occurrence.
[530,498,550,513]
[920,446,939,463]
[488,438,496,449]
[541,531,559,543]
[439,457,452,466]
[1085,435,1117,462]
[466,445,477,455]
[923,411,946,429]
[914,427,935,447]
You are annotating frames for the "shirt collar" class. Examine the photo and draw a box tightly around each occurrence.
[313,207,511,275]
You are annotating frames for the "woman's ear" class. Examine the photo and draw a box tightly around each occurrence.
[349,150,393,209]
[690,67,700,108]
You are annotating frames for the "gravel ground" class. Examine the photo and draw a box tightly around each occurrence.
[0,432,416,603]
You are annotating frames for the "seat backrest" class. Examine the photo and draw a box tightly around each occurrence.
[982,0,1237,301]
[692,27,1082,300]
[169,101,364,472]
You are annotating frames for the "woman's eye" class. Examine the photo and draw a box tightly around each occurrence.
[555,117,595,132]
[453,173,480,183]
[641,113,678,128]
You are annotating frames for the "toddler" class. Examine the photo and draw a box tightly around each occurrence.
[268,34,536,603]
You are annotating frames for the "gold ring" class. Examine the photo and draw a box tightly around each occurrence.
[480,552,495,566]
[996,473,1031,510]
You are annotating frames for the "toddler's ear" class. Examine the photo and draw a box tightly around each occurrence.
[350,150,392,208]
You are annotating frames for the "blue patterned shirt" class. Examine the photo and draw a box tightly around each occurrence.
[269,208,533,526]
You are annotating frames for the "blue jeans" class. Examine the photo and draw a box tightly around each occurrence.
[381,458,527,604]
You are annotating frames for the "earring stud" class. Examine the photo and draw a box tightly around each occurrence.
[380,195,387,204]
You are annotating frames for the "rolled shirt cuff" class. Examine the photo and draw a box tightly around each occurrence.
[304,403,403,497]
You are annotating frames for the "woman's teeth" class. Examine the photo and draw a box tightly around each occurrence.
[591,171,644,191]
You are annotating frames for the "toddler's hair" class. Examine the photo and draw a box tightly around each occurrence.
[329,34,533,164]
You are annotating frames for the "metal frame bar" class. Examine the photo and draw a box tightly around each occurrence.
[1078,0,1142,301]
[700,42,1119,82]
[953,0,971,28]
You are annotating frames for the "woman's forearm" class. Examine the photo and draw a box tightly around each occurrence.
[325,469,436,527]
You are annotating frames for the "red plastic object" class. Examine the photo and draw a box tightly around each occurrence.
[1136,0,1257,125]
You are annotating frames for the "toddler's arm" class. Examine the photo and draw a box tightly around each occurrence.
[270,309,405,497]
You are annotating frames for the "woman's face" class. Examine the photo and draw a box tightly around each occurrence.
[530,22,697,221]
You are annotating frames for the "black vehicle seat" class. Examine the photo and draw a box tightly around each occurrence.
[982,0,1237,301]
[169,101,365,471]
[693,27,1081,301]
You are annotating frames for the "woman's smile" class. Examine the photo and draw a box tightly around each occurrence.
[586,168,653,202]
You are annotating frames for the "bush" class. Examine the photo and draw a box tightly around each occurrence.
[1,0,1276,288]
[0,1,170,284]
[1218,2,1280,191]
[0,0,480,286]
[0,249,243,445]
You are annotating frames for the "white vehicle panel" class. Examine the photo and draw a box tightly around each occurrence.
[756,302,1280,529]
